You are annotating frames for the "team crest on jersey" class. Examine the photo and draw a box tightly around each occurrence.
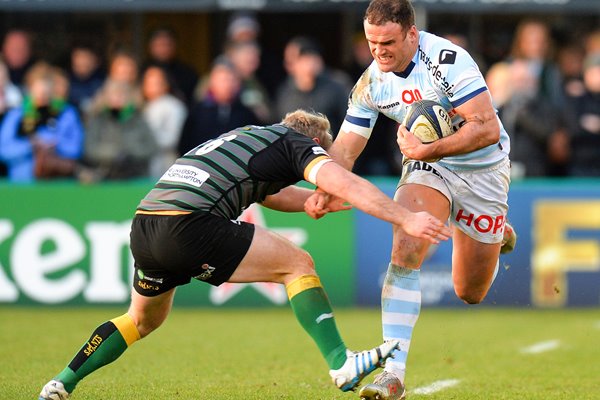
[439,49,457,65]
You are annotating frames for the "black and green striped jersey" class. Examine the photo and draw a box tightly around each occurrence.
[137,124,331,220]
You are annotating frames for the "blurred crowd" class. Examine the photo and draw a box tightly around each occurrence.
[0,14,598,183]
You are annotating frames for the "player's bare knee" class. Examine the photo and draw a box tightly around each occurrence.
[296,249,316,275]
[454,287,485,305]
[287,248,315,279]
[129,312,166,338]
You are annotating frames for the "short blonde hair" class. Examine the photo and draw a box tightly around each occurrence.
[281,109,333,150]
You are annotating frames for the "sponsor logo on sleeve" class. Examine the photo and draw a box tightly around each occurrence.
[417,46,456,98]
[439,49,457,65]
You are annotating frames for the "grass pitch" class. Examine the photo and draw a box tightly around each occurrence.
[2,306,599,399]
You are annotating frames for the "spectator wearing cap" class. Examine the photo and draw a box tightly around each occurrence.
[225,12,285,99]
[227,13,261,43]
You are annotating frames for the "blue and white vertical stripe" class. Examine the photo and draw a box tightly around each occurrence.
[381,265,421,380]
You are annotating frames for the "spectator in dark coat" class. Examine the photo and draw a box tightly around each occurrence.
[144,27,198,107]
[178,58,259,155]
[68,43,106,114]
[566,54,600,176]
[2,29,36,91]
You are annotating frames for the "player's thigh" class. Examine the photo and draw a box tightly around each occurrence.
[452,227,501,293]
[228,225,314,284]
[128,288,176,337]
[391,183,450,267]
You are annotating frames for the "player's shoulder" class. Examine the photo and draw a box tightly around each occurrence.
[349,61,387,102]
[419,31,461,52]
[418,31,471,65]
[232,124,289,139]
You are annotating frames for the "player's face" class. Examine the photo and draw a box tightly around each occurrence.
[364,20,418,73]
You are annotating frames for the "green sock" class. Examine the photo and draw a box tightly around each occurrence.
[286,274,347,370]
[56,314,141,393]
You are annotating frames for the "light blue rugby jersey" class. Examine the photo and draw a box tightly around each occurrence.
[342,31,510,170]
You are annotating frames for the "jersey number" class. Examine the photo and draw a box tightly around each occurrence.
[195,134,237,156]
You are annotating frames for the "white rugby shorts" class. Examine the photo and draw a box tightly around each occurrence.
[399,157,510,244]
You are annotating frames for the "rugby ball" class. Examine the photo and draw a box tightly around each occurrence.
[402,99,454,144]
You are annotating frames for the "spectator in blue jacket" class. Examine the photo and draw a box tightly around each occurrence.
[0,62,84,182]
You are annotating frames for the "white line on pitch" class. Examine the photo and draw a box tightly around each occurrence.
[519,339,561,354]
[595,321,600,330]
[412,379,461,395]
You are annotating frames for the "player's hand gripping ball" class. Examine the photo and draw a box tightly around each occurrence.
[402,99,454,162]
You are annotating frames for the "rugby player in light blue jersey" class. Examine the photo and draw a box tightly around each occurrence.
[305,1,517,399]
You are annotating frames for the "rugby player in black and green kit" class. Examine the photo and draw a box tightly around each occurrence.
[39,109,451,399]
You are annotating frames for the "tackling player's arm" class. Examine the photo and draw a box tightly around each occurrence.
[261,185,351,213]
[261,186,314,212]
[398,91,500,162]
[304,128,369,219]
[314,161,451,243]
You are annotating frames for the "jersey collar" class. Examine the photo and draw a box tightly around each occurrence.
[393,61,416,78]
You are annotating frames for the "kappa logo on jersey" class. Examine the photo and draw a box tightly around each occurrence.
[380,101,400,110]
[439,49,457,65]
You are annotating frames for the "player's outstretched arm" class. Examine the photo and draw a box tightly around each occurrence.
[261,186,315,212]
[305,129,368,219]
[261,185,352,213]
[315,161,451,243]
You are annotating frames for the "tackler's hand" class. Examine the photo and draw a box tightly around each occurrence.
[402,211,452,244]
[304,189,331,219]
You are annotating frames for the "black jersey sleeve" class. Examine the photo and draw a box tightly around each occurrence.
[248,130,331,184]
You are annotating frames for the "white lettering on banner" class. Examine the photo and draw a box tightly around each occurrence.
[0,220,18,301]
[84,222,132,302]
[12,219,86,304]
[161,165,210,187]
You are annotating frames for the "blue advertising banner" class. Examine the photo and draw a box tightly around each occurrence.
[355,178,600,308]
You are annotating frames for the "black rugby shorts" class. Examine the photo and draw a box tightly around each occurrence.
[130,212,255,296]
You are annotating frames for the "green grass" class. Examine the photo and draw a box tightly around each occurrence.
[2,307,600,399]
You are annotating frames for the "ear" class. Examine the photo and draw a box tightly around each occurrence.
[408,25,419,41]
[312,137,321,145]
